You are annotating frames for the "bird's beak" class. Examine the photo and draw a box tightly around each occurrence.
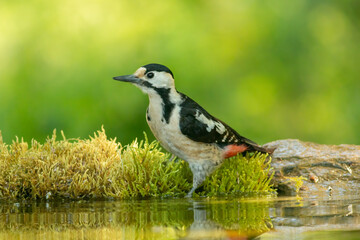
[113,74,140,83]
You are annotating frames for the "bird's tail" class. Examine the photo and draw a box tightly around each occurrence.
[236,133,274,154]
[246,142,274,154]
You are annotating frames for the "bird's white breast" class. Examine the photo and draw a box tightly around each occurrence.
[146,95,223,163]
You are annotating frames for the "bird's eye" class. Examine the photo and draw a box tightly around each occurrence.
[146,72,154,79]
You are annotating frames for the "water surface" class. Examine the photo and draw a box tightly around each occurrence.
[0,194,359,239]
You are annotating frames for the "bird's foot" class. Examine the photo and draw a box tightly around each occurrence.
[185,187,196,198]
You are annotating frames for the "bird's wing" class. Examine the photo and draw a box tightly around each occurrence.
[179,95,260,148]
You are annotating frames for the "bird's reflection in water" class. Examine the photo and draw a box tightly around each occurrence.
[0,197,272,240]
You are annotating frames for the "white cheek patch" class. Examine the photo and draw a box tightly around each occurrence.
[150,72,174,88]
[195,110,226,134]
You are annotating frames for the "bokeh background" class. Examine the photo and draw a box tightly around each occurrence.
[1,0,359,146]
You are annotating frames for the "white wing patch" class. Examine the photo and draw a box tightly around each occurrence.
[195,110,226,134]
[222,131,229,142]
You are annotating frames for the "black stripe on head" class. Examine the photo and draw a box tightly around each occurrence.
[142,63,174,78]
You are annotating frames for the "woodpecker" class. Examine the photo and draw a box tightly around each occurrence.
[113,63,269,197]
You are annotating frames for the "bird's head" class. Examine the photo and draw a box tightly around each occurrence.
[113,63,175,94]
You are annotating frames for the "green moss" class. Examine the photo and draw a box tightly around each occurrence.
[284,176,307,194]
[198,152,275,197]
[0,127,274,200]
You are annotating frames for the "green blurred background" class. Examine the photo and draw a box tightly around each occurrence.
[1,0,359,146]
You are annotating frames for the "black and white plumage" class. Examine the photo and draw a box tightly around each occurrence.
[113,63,269,197]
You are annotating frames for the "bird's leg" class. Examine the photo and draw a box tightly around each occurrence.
[185,161,217,198]
[185,171,206,198]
